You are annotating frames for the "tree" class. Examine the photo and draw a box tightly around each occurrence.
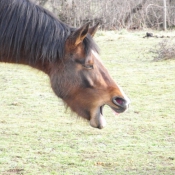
[163,0,167,30]
[125,0,147,24]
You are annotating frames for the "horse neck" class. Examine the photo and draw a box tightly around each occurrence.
[0,56,52,75]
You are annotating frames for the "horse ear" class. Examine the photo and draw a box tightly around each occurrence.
[69,22,90,47]
[88,23,99,37]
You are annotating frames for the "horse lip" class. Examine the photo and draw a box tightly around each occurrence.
[110,106,126,113]
[90,105,106,129]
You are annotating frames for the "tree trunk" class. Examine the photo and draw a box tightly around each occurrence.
[125,0,147,24]
[163,0,167,30]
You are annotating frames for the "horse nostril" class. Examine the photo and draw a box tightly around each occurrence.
[112,97,127,108]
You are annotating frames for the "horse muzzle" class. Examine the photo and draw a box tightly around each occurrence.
[90,96,130,129]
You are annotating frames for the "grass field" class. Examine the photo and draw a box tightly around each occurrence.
[0,30,175,175]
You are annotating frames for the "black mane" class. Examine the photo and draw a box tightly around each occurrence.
[0,0,98,63]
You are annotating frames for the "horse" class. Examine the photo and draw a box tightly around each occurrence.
[0,0,130,129]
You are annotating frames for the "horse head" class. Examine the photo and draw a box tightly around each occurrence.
[50,23,130,129]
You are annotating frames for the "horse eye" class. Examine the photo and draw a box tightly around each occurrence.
[83,64,94,70]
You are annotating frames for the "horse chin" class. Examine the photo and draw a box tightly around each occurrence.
[90,105,106,129]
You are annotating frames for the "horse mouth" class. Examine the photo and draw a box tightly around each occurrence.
[90,105,106,129]
[110,106,125,114]
[99,105,104,115]
[89,104,127,129]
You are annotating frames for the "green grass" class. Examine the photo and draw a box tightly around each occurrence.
[0,30,175,175]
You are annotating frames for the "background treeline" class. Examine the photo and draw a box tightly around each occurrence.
[33,0,175,30]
